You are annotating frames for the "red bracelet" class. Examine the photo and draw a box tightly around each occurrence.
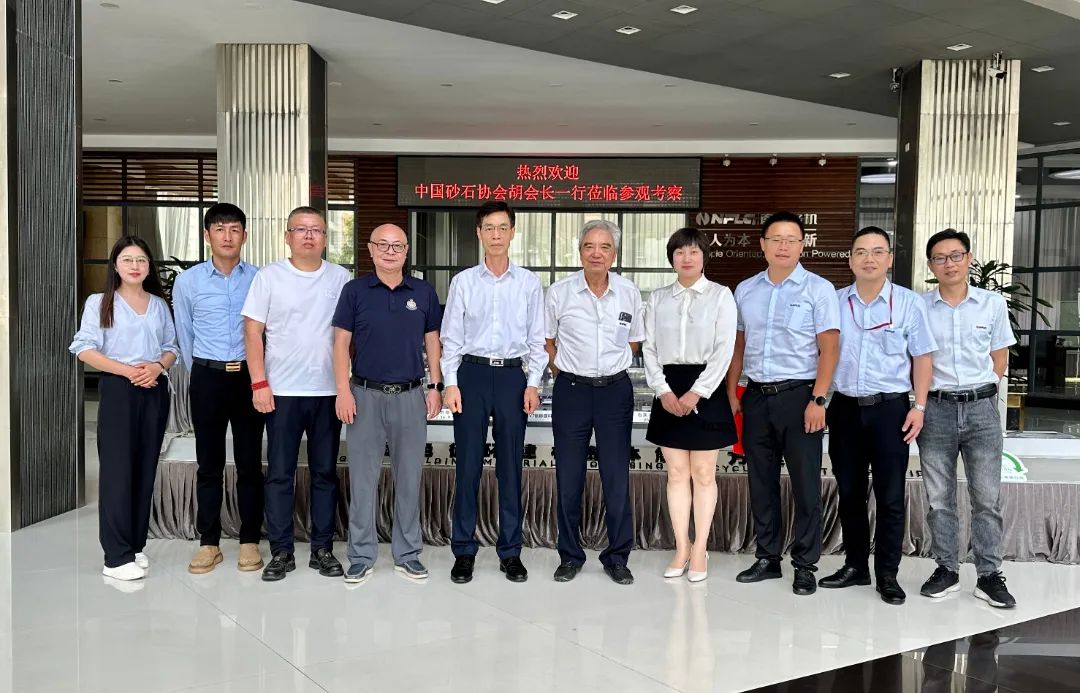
[251,380,270,391]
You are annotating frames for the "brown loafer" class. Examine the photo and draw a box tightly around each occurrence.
[238,543,264,572]
[188,545,223,574]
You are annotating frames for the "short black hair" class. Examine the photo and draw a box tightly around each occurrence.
[476,201,515,228]
[852,225,891,249]
[925,228,971,259]
[203,203,246,231]
[666,227,710,267]
[287,206,325,225]
[761,211,805,238]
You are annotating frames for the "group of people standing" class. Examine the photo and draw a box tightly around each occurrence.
[69,200,1016,610]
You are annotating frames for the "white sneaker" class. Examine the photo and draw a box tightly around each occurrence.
[134,553,150,570]
[102,562,146,581]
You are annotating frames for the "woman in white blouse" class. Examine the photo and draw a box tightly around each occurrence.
[70,237,178,581]
[643,228,738,582]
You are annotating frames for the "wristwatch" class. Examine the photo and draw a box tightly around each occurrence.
[913,403,927,412]
[427,382,444,392]
[812,394,827,407]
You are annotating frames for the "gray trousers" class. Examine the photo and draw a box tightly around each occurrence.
[345,386,426,568]
[918,396,1005,576]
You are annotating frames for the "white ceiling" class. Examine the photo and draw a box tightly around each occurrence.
[81,0,897,153]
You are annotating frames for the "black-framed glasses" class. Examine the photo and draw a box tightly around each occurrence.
[929,251,968,265]
[288,227,326,237]
[852,248,891,259]
[369,240,407,254]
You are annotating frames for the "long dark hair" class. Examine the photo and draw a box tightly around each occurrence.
[99,236,166,328]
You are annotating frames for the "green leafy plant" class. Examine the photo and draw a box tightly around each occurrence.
[157,256,199,306]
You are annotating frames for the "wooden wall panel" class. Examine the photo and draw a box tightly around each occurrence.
[354,155,405,275]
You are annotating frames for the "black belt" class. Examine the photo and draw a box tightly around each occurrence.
[560,370,629,387]
[462,354,523,368]
[835,391,909,407]
[192,357,245,373]
[351,376,423,394]
[745,379,814,396]
[928,384,997,403]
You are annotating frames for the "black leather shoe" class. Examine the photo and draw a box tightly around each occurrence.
[500,556,528,583]
[553,561,581,582]
[604,564,634,585]
[793,567,817,595]
[736,558,782,583]
[261,552,295,582]
[818,565,871,589]
[876,575,906,605]
[450,555,475,584]
[308,548,344,577]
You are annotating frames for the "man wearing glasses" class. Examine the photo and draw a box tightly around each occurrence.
[332,223,444,584]
[242,206,352,582]
[818,226,936,604]
[441,202,546,584]
[726,211,840,595]
[918,229,1016,608]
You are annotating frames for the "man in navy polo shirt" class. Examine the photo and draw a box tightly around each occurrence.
[332,223,444,584]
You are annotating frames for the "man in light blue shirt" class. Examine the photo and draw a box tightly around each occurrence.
[917,229,1017,609]
[819,226,936,605]
[441,201,547,585]
[726,211,840,596]
[172,203,265,575]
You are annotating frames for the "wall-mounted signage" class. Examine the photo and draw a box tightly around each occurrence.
[398,156,700,209]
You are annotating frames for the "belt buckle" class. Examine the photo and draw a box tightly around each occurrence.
[761,384,779,396]
[857,395,875,406]
[382,384,402,395]
[225,362,241,373]
[490,358,504,367]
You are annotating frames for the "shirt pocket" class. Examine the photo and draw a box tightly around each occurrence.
[882,327,906,355]
[970,323,993,351]
[785,303,811,332]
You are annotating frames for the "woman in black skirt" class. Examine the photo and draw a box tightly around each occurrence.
[643,228,738,582]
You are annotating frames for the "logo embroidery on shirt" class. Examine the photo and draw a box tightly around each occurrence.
[618,311,632,323]
[406,298,418,311]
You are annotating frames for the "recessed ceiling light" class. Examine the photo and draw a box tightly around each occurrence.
[946,43,972,51]
[440,83,454,87]
[99,2,120,8]
[748,122,759,126]
[1053,121,1072,126]
[861,173,896,184]
[1050,168,1080,180]
[616,26,641,35]
[329,81,342,87]
[548,83,564,87]
[1031,65,1054,73]
[663,83,677,87]
[670,5,698,14]
[846,122,857,126]
[372,122,383,127]
[92,117,107,122]
[552,10,577,20]
[481,0,505,4]
[107,78,123,83]
[828,72,851,79]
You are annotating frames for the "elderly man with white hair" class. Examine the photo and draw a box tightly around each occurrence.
[544,219,644,585]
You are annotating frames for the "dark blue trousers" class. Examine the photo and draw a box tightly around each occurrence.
[451,361,527,559]
[264,395,341,555]
[552,372,634,567]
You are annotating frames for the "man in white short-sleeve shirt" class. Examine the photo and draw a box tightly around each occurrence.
[242,206,351,583]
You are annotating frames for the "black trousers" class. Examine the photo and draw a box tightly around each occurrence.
[742,383,823,569]
[827,393,910,578]
[264,395,341,555]
[190,362,265,546]
[97,373,170,568]
[451,361,527,559]
[552,373,634,568]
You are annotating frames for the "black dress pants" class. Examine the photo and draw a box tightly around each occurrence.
[97,373,170,568]
[190,362,265,546]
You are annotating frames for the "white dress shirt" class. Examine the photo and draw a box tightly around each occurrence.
[440,261,548,388]
[923,286,1015,391]
[643,275,737,398]
[545,271,645,377]
[69,293,179,365]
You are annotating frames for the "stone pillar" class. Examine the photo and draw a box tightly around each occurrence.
[2,0,83,531]
[216,44,327,266]
[894,58,1021,289]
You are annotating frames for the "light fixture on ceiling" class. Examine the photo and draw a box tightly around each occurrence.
[92,117,107,122]
[1050,169,1080,180]
[481,0,506,4]
[828,72,851,79]
[1053,121,1072,126]
[99,2,120,8]
[652,123,665,127]
[846,122,857,126]
[440,83,454,87]
[549,82,564,87]
[107,78,123,83]
[1031,65,1054,73]
[670,5,698,14]
[616,26,641,35]
[372,122,383,127]
[663,83,677,87]
[552,10,577,20]
[861,173,896,184]
[946,43,972,51]
[748,122,759,127]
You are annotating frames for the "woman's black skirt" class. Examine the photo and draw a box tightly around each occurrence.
[645,364,738,451]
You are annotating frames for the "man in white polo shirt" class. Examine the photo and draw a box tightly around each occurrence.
[242,206,352,582]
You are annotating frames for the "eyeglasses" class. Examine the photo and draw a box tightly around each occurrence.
[369,240,407,254]
[852,248,891,259]
[930,251,968,266]
[288,227,326,237]
[117,256,150,267]
[480,224,511,233]
[763,237,804,247]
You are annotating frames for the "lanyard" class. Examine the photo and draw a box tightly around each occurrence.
[848,286,893,331]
